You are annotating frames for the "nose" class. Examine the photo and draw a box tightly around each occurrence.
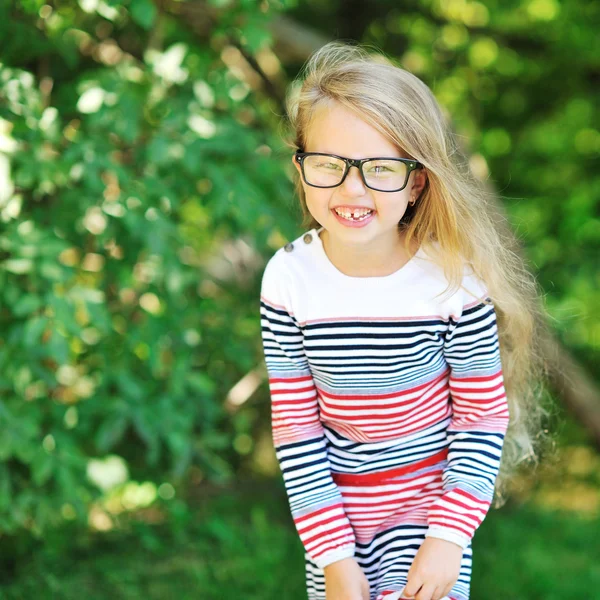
[340,165,367,195]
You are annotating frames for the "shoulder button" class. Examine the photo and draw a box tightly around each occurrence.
[284,242,294,252]
[303,233,313,244]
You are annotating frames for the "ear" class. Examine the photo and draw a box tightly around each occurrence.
[291,154,302,176]
[410,167,428,198]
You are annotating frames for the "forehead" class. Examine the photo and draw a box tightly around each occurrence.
[304,102,403,159]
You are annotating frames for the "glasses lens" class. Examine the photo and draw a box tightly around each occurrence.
[362,159,409,191]
[302,154,346,187]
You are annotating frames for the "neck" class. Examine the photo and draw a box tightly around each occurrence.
[319,228,417,278]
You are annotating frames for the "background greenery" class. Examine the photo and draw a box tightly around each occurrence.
[0,0,598,598]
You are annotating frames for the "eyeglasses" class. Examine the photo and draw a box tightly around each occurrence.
[295,151,423,193]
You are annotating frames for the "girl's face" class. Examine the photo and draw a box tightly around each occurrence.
[292,102,426,247]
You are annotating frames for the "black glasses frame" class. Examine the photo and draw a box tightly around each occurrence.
[295,151,424,193]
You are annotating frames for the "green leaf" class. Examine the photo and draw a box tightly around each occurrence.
[31,450,55,486]
[23,316,48,348]
[40,261,65,281]
[0,465,12,511]
[2,259,34,274]
[0,430,12,461]
[129,0,157,31]
[46,330,70,364]
[95,414,129,453]
[13,294,42,317]
[131,409,161,465]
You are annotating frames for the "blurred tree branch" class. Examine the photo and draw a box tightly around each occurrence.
[162,0,287,115]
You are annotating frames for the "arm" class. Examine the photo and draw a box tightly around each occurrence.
[260,256,356,569]
[425,277,510,550]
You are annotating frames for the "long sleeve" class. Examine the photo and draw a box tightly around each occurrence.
[259,256,356,569]
[425,276,510,550]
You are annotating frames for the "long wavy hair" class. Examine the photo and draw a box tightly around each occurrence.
[284,41,554,508]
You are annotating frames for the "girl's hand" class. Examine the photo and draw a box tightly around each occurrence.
[402,537,463,600]
[324,556,371,600]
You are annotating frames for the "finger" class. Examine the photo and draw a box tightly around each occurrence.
[415,582,437,600]
[402,579,422,598]
[431,584,446,600]
[402,586,419,598]
[439,582,455,599]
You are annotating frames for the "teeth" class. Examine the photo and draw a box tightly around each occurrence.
[334,208,373,220]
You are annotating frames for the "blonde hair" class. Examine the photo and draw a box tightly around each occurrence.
[285,41,554,508]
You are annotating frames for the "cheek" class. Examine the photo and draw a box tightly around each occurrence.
[375,192,409,212]
[364,204,400,222]
[304,189,332,210]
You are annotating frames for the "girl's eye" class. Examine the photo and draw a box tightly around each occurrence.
[315,162,342,170]
[368,165,392,174]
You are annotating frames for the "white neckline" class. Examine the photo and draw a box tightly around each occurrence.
[311,226,423,282]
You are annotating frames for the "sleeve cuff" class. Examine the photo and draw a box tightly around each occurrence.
[425,525,471,550]
[314,545,356,569]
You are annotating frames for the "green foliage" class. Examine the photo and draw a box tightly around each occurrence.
[0,483,306,599]
[291,0,600,372]
[2,473,600,599]
[0,0,297,538]
[0,0,598,582]
[129,0,157,30]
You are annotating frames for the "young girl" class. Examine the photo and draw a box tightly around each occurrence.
[259,42,548,600]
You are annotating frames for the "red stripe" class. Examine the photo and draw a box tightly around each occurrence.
[271,385,316,396]
[302,523,353,547]
[294,502,345,525]
[450,378,504,393]
[319,388,447,419]
[312,536,355,559]
[331,448,449,485]
[269,375,313,384]
[428,518,471,538]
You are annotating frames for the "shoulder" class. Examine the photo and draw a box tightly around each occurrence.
[460,261,492,307]
[260,228,317,299]
[418,240,491,308]
[263,229,318,274]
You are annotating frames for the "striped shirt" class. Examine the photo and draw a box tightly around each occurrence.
[259,227,510,570]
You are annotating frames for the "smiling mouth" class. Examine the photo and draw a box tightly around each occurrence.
[332,207,375,221]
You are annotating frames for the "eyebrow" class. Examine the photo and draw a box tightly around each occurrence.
[302,150,408,160]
